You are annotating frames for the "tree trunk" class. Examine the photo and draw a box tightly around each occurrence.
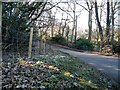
[58,22,62,35]
[118,28,120,57]
[111,1,114,54]
[51,16,55,37]
[74,15,77,47]
[62,20,67,37]
[88,9,92,41]
[71,2,76,42]
[0,1,2,50]
[85,0,93,41]
[66,25,69,46]
[96,23,99,45]
[51,22,54,37]
[39,40,43,54]
[71,27,74,42]
[106,0,110,46]
[118,2,120,57]
[39,32,44,54]
[0,2,2,89]
[95,1,103,52]
[28,28,33,59]
[58,13,63,35]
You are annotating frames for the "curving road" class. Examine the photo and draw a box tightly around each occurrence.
[51,45,120,83]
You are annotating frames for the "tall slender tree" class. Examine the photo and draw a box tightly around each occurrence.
[51,15,55,37]
[74,15,77,46]
[87,0,93,41]
[106,0,110,46]
[61,16,68,37]
[0,1,2,88]
[76,0,93,41]
[28,27,33,59]
[111,0,117,54]
[66,25,70,45]
[95,0,104,52]
[0,1,2,50]
[118,1,120,57]
[71,1,76,43]
[58,13,63,35]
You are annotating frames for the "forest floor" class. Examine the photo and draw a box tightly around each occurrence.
[1,44,120,90]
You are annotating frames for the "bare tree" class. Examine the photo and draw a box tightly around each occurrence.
[56,1,82,43]
[27,1,62,57]
[61,16,68,37]
[95,0,104,52]
[72,1,76,43]
[106,0,111,46]
[28,27,34,58]
[86,0,93,41]
[0,1,2,52]
[111,0,117,54]
[0,1,2,88]
[91,0,105,45]
[27,2,47,58]
[58,13,63,35]
[77,0,93,41]
[65,25,70,45]
[117,1,120,57]
[74,15,77,46]
[95,21,99,45]
[51,15,55,37]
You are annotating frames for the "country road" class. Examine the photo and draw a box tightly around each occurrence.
[50,45,120,83]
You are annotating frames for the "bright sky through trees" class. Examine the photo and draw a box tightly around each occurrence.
[1,0,119,31]
[52,0,118,32]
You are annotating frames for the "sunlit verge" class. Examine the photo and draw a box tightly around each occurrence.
[2,49,119,89]
[17,58,103,89]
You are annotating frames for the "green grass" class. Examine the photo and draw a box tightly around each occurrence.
[31,49,119,90]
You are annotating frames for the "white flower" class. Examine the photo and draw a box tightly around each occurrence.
[60,56,66,58]
[64,71,71,76]
[48,65,54,69]
[40,86,45,89]
[51,75,56,78]
[54,67,59,71]
[88,80,92,83]
[36,61,43,65]
[16,85,20,88]
[70,74,74,78]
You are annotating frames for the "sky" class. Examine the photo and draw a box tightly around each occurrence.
[26,0,118,31]
[52,1,94,32]
[51,0,119,32]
